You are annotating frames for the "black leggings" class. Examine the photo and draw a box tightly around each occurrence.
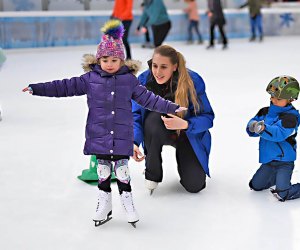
[209,23,227,46]
[98,178,131,195]
[122,20,132,59]
[151,21,171,47]
[144,112,206,193]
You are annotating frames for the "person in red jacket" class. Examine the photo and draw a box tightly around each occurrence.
[112,0,133,59]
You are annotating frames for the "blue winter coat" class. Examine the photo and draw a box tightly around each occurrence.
[246,103,300,163]
[132,69,215,176]
[29,64,179,156]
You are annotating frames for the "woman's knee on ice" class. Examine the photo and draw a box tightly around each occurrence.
[181,180,206,193]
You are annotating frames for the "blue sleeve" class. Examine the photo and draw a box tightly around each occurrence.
[138,8,150,28]
[132,71,149,146]
[131,79,178,114]
[260,121,297,142]
[29,73,88,97]
[185,73,215,134]
[132,97,144,146]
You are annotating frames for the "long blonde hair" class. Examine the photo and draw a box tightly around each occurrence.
[153,45,200,118]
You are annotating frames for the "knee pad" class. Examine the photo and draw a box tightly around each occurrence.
[114,159,130,184]
[97,160,112,183]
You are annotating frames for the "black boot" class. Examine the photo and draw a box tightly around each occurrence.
[259,35,263,42]
[249,36,256,42]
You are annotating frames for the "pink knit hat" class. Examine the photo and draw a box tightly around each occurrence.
[96,19,125,60]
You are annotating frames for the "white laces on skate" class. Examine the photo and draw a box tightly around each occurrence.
[121,192,136,213]
[96,191,111,212]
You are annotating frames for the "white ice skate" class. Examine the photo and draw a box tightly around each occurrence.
[145,180,158,195]
[93,190,112,226]
[120,191,139,228]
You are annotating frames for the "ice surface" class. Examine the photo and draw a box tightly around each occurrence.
[1,37,300,250]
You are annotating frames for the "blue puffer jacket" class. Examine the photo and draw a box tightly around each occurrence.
[246,103,300,163]
[132,69,215,176]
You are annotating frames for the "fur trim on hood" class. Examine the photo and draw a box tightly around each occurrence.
[82,54,141,76]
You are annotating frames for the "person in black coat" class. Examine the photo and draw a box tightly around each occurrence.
[206,0,228,49]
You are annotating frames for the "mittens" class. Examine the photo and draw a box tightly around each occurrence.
[248,121,265,134]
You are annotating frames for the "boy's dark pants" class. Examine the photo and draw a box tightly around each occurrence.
[144,112,206,193]
[249,161,300,200]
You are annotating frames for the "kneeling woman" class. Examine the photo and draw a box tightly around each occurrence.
[132,45,215,194]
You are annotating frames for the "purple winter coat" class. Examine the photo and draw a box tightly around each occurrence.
[29,64,179,156]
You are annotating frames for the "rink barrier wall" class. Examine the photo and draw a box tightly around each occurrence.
[1,9,300,49]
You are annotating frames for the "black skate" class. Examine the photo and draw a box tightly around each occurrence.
[270,188,288,202]
[129,220,139,228]
[93,211,112,227]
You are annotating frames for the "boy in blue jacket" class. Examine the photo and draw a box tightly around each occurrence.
[247,76,300,201]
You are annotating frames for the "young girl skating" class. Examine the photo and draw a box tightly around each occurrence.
[23,20,186,227]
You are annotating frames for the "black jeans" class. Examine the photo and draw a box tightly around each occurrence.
[122,20,132,59]
[144,112,206,193]
[151,21,171,47]
[209,23,227,46]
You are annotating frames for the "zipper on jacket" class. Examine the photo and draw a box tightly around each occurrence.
[276,142,284,158]
[264,129,272,137]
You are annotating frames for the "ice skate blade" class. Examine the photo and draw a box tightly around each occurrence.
[93,211,112,227]
[150,189,154,195]
[129,220,139,228]
[93,216,112,227]
[270,188,285,202]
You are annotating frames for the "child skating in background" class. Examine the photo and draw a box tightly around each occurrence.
[246,76,300,201]
[183,0,203,44]
[22,20,186,227]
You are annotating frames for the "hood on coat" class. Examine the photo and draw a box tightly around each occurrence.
[81,54,141,76]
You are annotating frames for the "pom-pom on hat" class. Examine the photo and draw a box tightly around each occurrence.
[96,19,125,60]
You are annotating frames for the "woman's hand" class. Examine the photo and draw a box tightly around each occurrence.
[132,144,145,162]
[175,106,187,113]
[22,86,33,94]
[161,114,188,130]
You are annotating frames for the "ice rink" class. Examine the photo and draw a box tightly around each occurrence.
[1,36,300,250]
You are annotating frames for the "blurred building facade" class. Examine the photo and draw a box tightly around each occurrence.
[1,0,300,49]
[0,0,251,11]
